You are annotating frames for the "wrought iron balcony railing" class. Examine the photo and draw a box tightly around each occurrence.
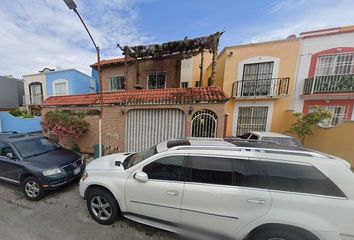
[303,74,354,94]
[232,77,290,98]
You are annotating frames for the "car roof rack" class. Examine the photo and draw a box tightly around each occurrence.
[168,145,331,159]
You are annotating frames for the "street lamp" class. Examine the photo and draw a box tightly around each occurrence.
[63,0,104,158]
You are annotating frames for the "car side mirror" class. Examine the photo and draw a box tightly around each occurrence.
[6,152,15,160]
[134,172,148,183]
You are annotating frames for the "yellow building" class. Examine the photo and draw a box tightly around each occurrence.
[206,37,300,136]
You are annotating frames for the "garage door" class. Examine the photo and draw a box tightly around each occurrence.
[126,109,185,152]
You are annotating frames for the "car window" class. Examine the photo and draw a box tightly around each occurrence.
[142,156,186,181]
[13,137,59,158]
[263,161,346,198]
[239,133,251,139]
[249,134,258,140]
[262,137,303,147]
[188,156,233,186]
[0,141,16,159]
[123,145,157,169]
[233,159,269,189]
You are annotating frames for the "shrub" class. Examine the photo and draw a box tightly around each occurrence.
[9,109,34,118]
[288,106,332,144]
[41,111,89,138]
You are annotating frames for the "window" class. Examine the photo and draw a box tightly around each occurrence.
[236,106,268,135]
[249,134,258,140]
[233,159,269,189]
[195,81,201,87]
[13,138,59,159]
[241,62,274,96]
[29,83,42,105]
[243,62,274,81]
[123,145,157,169]
[188,156,232,185]
[0,141,16,159]
[143,156,186,181]
[181,82,189,88]
[311,105,347,127]
[262,137,303,147]
[263,161,345,197]
[53,81,68,96]
[148,72,166,89]
[316,53,354,76]
[109,76,125,90]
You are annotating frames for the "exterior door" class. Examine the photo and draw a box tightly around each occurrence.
[0,141,22,183]
[181,155,271,239]
[126,109,185,152]
[124,155,186,223]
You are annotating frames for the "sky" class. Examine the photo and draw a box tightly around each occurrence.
[1,0,354,78]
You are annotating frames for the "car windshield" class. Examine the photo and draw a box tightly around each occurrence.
[262,137,303,147]
[123,145,157,169]
[14,137,60,158]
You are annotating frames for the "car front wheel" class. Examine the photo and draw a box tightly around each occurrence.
[22,176,46,201]
[86,188,120,225]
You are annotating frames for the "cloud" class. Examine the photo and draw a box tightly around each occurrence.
[246,0,354,43]
[0,0,150,78]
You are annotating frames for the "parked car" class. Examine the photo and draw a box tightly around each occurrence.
[0,133,85,200]
[80,138,354,240]
[237,131,303,147]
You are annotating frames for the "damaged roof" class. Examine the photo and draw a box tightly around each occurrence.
[42,87,229,107]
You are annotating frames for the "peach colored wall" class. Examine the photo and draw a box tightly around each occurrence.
[214,39,300,136]
[304,121,354,166]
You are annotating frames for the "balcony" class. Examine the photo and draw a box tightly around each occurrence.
[303,74,354,95]
[232,78,290,98]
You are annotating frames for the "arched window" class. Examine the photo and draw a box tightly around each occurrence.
[191,110,217,138]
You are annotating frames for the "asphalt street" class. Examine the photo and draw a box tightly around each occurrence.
[0,179,177,240]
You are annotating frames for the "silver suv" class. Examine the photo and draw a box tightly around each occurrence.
[79,139,354,240]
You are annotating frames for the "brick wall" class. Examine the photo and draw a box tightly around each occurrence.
[100,56,182,91]
[42,102,226,154]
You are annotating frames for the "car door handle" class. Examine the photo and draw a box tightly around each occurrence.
[166,190,179,196]
[247,198,266,204]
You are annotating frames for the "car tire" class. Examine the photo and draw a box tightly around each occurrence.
[22,176,46,201]
[86,188,120,225]
[250,229,314,240]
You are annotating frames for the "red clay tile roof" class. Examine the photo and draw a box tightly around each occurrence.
[42,87,229,107]
[90,57,133,68]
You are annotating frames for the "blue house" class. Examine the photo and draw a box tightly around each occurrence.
[46,69,97,97]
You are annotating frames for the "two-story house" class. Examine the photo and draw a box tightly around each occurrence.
[23,68,97,112]
[293,26,354,127]
[209,37,300,136]
[90,52,212,92]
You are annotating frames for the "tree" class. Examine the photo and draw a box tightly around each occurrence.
[288,106,332,144]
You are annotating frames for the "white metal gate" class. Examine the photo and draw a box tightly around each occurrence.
[126,109,185,152]
[191,110,217,138]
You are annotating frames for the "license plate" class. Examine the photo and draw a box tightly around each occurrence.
[74,167,80,175]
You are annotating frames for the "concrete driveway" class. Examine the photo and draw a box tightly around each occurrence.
[0,180,177,240]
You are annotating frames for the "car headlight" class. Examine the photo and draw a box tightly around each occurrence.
[43,168,62,176]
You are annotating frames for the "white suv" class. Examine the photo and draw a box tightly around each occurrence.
[79,139,354,240]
